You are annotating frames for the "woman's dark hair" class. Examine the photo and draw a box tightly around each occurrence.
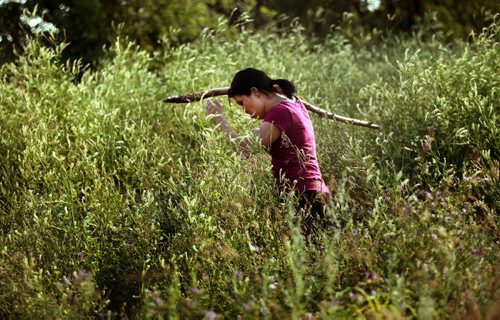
[228,68,296,99]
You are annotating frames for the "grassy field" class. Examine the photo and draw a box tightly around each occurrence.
[0,17,498,319]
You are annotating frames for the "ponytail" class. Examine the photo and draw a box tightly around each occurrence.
[228,68,296,99]
[271,79,296,99]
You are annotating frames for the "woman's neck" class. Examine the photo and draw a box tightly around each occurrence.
[264,93,291,113]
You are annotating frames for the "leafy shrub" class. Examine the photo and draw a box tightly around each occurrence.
[0,17,498,319]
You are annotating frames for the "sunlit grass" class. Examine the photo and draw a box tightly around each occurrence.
[0,17,498,319]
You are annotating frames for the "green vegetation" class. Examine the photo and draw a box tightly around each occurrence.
[0,16,498,319]
[2,0,499,64]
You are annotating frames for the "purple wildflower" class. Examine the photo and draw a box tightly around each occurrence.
[154,296,164,305]
[204,310,217,320]
[75,270,90,282]
[349,292,361,301]
[472,249,483,256]
[243,301,254,310]
[190,287,202,295]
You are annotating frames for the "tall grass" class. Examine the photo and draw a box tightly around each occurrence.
[0,17,498,319]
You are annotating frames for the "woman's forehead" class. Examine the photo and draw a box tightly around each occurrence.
[232,95,246,103]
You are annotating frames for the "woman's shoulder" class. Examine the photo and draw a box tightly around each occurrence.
[264,100,295,125]
[274,97,301,108]
[266,102,290,118]
[276,98,306,114]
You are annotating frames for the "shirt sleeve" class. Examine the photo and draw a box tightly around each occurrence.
[263,104,293,133]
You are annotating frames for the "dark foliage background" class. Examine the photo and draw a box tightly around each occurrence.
[1,0,499,65]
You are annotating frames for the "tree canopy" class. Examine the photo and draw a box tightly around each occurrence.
[1,0,498,65]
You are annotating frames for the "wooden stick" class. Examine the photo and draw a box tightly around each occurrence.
[163,87,381,130]
[163,87,231,103]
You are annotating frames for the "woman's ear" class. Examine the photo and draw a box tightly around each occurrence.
[250,87,260,97]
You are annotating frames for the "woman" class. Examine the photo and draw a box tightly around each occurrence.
[205,68,330,235]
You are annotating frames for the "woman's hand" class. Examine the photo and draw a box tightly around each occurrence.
[204,98,255,159]
[205,99,225,123]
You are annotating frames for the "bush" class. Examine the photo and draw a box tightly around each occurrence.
[0,17,498,319]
